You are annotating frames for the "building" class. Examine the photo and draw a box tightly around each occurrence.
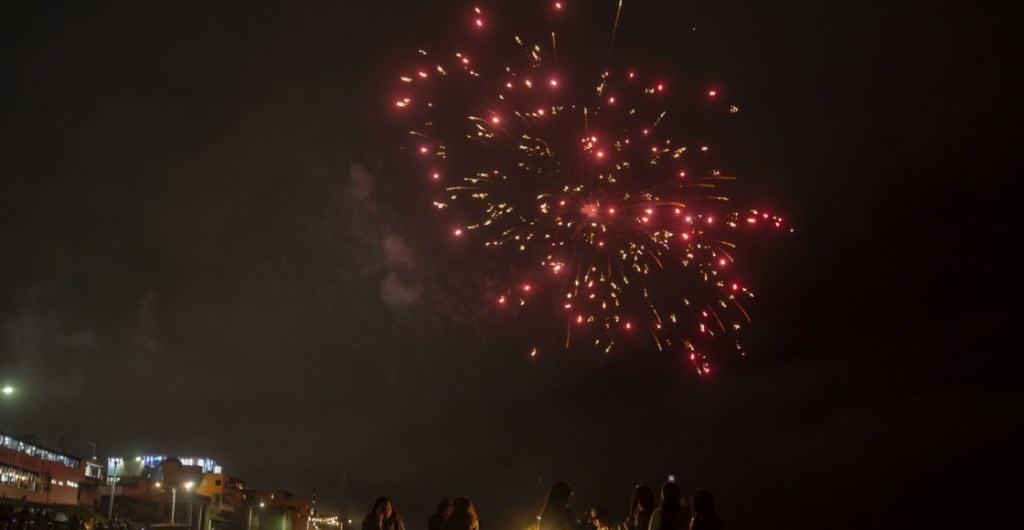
[98,455,256,530]
[0,431,102,509]
[3,435,308,530]
[99,456,210,527]
[246,490,311,530]
[196,472,246,530]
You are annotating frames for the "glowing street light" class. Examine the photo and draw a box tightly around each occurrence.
[171,481,194,525]
[107,459,124,521]
[248,501,265,530]
[2,386,12,395]
[185,482,196,529]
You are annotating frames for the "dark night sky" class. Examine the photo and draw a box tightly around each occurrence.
[2,1,1020,529]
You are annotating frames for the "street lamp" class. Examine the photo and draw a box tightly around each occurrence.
[1,386,12,395]
[172,482,194,526]
[247,502,265,530]
[108,459,122,521]
[184,482,195,529]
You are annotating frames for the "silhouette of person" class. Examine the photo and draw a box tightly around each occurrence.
[539,481,576,530]
[441,497,479,530]
[589,507,613,530]
[648,481,689,530]
[687,490,723,530]
[622,485,655,530]
[362,497,405,530]
[428,499,453,530]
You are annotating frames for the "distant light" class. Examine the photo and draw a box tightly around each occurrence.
[1,386,12,395]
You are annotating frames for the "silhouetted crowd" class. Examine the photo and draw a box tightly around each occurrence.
[361,480,723,530]
[0,498,107,530]
[5,479,722,530]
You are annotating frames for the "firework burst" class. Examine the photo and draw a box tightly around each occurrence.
[391,1,788,374]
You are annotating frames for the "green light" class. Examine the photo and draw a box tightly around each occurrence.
[1,386,13,395]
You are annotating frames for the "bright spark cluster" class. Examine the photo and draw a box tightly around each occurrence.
[392,2,788,374]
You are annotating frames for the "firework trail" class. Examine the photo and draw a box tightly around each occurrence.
[391,1,788,374]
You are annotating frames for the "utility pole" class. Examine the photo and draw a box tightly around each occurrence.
[305,491,316,530]
[108,460,120,521]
